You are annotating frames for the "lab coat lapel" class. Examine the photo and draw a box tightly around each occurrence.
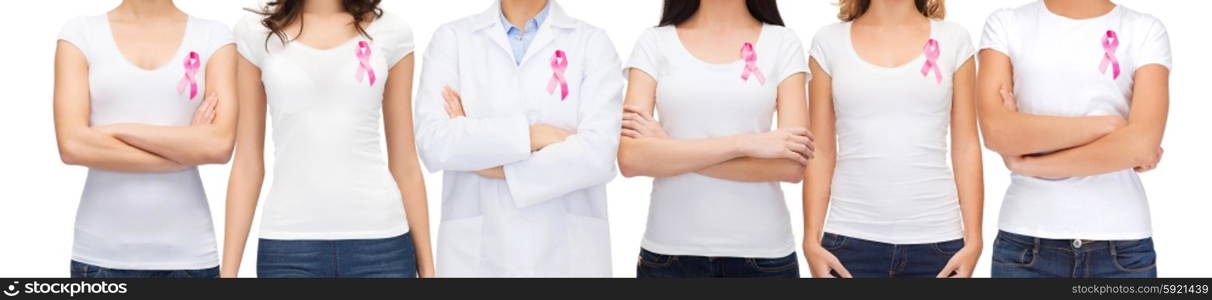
[518,2,574,66]
[473,1,515,64]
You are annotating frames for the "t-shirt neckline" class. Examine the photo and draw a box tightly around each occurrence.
[671,23,770,67]
[843,19,936,71]
[103,14,194,73]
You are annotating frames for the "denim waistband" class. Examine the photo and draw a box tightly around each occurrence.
[996,230,1151,251]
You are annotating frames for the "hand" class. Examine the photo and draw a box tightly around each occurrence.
[621,105,668,139]
[936,245,981,278]
[417,265,436,278]
[220,270,237,278]
[474,166,506,179]
[999,87,1018,112]
[804,244,852,278]
[192,92,219,126]
[1135,147,1164,173]
[737,127,815,165]
[529,124,571,152]
[442,85,466,118]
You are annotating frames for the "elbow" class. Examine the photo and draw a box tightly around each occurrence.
[1127,143,1163,168]
[201,139,236,165]
[57,142,84,166]
[617,150,646,178]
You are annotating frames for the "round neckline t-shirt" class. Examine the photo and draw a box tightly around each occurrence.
[980,2,1171,240]
[59,15,233,270]
[810,20,975,245]
[234,12,414,240]
[626,24,809,258]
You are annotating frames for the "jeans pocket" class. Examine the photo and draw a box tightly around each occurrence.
[1111,238,1157,273]
[637,249,675,268]
[746,253,799,273]
[70,261,105,278]
[930,239,965,256]
[821,233,848,251]
[991,236,1036,267]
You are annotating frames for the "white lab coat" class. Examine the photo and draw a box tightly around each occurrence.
[415,1,622,277]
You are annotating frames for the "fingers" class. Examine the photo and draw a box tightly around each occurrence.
[622,105,652,120]
[936,260,959,278]
[830,260,853,278]
[786,141,813,161]
[621,128,641,139]
[789,135,815,153]
[442,85,465,117]
[785,150,809,165]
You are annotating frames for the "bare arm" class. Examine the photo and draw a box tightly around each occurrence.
[53,40,186,173]
[220,55,267,277]
[382,55,435,278]
[106,45,240,166]
[617,69,813,178]
[801,58,850,278]
[938,58,984,278]
[1007,65,1169,178]
[976,49,1125,157]
[697,73,811,183]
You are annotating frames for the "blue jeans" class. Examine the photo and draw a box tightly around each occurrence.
[821,233,964,278]
[991,230,1157,278]
[69,261,219,278]
[257,233,417,278]
[635,249,800,278]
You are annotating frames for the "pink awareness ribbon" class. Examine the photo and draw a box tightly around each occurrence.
[920,39,942,84]
[1099,30,1121,80]
[740,42,766,86]
[355,41,376,86]
[176,51,200,100]
[546,50,569,101]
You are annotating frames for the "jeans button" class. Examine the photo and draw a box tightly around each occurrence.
[1072,239,1083,248]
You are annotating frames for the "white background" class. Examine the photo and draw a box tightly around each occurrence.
[0,0,1208,278]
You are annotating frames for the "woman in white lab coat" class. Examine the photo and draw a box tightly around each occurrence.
[415,0,623,277]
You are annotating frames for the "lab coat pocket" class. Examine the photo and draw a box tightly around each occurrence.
[436,215,483,277]
[566,214,612,276]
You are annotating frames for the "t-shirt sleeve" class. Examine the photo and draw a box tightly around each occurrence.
[625,27,662,80]
[807,26,832,77]
[774,28,810,84]
[951,24,977,72]
[233,14,268,67]
[979,8,1014,55]
[376,13,415,68]
[58,17,92,61]
[1134,16,1171,71]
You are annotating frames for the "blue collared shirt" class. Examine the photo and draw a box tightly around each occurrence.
[500,2,550,65]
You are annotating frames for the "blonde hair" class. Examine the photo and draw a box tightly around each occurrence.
[836,0,946,21]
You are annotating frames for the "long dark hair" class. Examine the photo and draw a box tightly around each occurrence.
[658,0,785,27]
[248,0,383,44]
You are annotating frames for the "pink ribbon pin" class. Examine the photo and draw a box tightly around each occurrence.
[920,39,942,84]
[740,42,765,86]
[546,50,569,101]
[1099,30,1121,80]
[355,41,376,86]
[176,51,200,101]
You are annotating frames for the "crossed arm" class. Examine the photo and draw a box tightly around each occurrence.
[615,69,813,183]
[53,41,238,172]
[977,49,1168,178]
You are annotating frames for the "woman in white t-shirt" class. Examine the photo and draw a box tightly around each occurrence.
[620,0,814,278]
[803,0,984,278]
[224,0,433,278]
[53,0,237,278]
[978,0,1170,278]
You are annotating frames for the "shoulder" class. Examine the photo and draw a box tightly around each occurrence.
[370,10,412,37]
[1117,6,1166,32]
[61,15,101,32]
[809,22,847,45]
[234,12,269,40]
[190,17,231,34]
[933,20,973,42]
[986,2,1038,26]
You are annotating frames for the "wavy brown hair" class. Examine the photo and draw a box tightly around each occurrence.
[836,0,945,21]
[248,0,383,45]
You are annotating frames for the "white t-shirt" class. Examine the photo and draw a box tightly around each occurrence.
[810,20,975,245]
[981,2,1171,240]
[234,12,414,240]
[60,15,232,270]
[627,25,809,258]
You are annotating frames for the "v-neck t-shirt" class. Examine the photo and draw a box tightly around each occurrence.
[59,15,233,270]
[809,20,975,244]
[234,12,415,240]
[626,25,809,258]
[980,2,1171,240]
